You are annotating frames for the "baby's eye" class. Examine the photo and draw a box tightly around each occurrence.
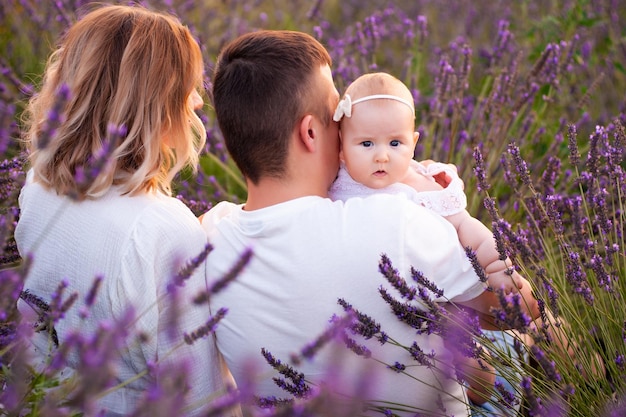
[390,140,401,147]
[360,141,373,148]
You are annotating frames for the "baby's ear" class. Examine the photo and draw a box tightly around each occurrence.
[413,131,420,146]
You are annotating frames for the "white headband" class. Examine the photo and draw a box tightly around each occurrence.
[333,93,415,122]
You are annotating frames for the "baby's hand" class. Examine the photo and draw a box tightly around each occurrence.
[487,269,523,294]
[418,159,463,189]
[401,167,442,192]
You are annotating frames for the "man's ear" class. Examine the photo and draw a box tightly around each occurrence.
[298,114,316,152]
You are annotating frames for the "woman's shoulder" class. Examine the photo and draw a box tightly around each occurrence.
[122,195,207,273]
[133,193,203,234]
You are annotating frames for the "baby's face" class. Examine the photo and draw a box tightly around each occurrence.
[340,99,417,189]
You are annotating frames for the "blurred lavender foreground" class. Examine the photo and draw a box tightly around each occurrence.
[1,0,625,416]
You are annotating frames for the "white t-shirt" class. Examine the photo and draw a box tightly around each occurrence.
[202,194,486,416]
[15,172,234,416]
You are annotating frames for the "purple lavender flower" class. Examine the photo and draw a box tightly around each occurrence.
[590,187,612,236]
[490,224,509,262]
[201,384,243,417]
[169,243,213,290]
[494,380,518,409]
[36,84,70,151]
[79,275,103,319]
[50,308,135,415]
[378,288,428,332]
[70,123,128,200]
[0,322,35,413]
[494,218,536,263]
[194,247,252,305]
[567,124,580,166]
[507,143,532,188]
[482,197,501,224]
[183,307,227,345]
[563,246,593,305]
[337,298,381,340]
[408,342,435,368]
[490,291,531,331]
[378,254,417,301]
[608,119,625,172]
[378,287,446,336]
[128,360,191,417]
[416,15,427,46]
[261,348,311,399]
[589,254,613,292]
[544,194,565,236]
[0,266,24,321]
[540,275,560,320]
[387,362,406,373]
[342,336,372,358]
[0,265,28,351]
[256,395,293,409]
[586,125,604,178]
[491,20,512,67]
[472,146,491,192]
[293,313,357,362]
[409,267,444,299]
[615,353,625,371]
[464,246,489,283]
[529,43,554,80]
[521,376,545,416]
[306,0,323,20]
[530,345,562,383]
[47,279,78,324]
[540,157,561,196]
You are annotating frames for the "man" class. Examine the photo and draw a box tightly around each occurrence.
[202,30,539,416]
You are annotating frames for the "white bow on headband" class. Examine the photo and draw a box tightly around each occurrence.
[332,93,415,122]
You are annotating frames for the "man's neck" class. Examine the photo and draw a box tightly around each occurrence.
[243,177,328,211]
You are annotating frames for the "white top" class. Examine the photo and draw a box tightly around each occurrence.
[202,195,486,416]
[329,160,467,216]
[15,171,234,416]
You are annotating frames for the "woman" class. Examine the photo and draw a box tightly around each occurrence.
[15,5,235,416]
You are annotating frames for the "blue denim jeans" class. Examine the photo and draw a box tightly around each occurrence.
[470,330,525,417]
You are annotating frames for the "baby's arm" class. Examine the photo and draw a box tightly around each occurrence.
[446,210,522,293]
[403,161,521,292]
[406,164,526,403]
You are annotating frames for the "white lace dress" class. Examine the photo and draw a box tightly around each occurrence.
[329,159,467,217]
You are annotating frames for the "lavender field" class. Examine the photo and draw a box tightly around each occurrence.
[1,1,625,416]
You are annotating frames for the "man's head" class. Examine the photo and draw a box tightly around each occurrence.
[212,30,337,185]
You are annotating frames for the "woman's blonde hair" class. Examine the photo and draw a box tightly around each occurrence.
[22,4,206,199]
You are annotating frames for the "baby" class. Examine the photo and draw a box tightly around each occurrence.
[330,72,522,295]
[329,72,524,408]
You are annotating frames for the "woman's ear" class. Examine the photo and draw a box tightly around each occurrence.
[298,114,316,152]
